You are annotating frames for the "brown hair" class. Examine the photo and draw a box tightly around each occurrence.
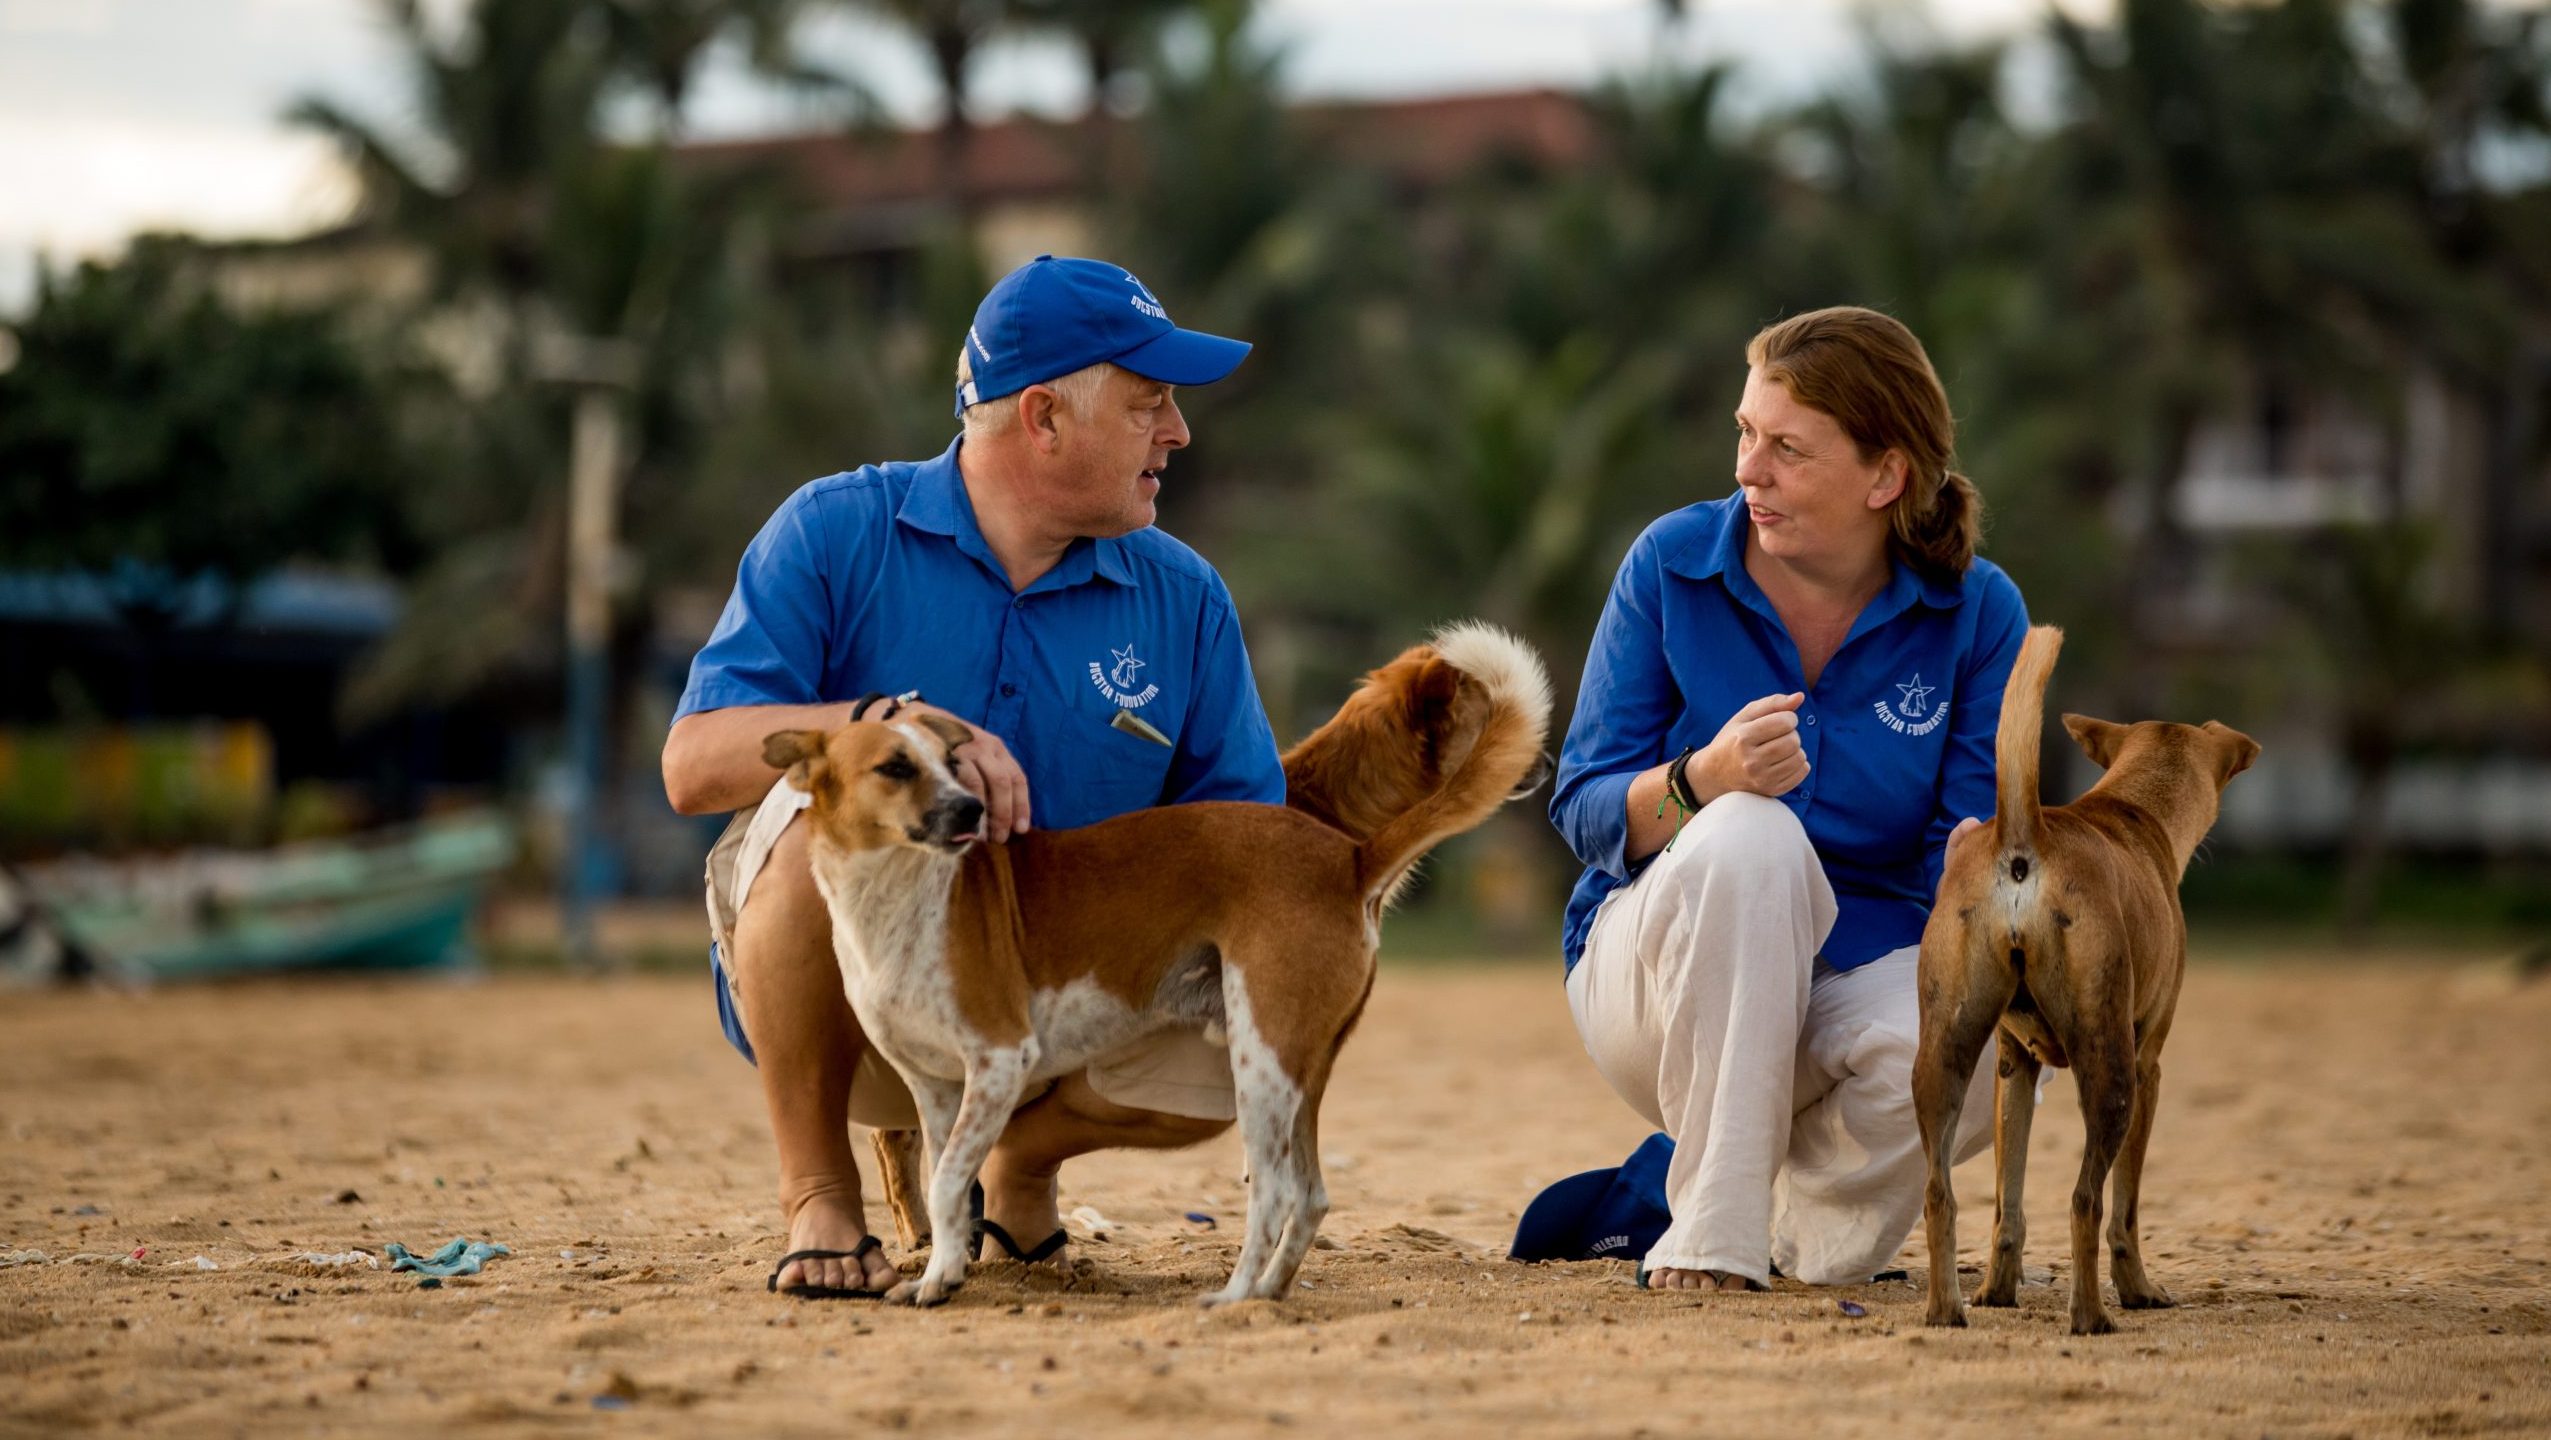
[1745,306,1981,578]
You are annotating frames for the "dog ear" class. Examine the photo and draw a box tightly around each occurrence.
[763,730,826,771]
[2205,722,2261,781]
[762,729,830,792]
[2062,713,2125,769]
[912,712,975,757]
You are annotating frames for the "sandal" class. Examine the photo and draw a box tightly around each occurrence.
[977,1219,1069,1265]
[767,1234,890,1300]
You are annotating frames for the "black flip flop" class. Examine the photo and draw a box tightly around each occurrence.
[767,1233,889,1300]
[977,1219,1068,1265]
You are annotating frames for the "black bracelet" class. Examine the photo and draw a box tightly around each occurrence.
[878,689,922,721]
[848,691,887,721]
[1664,745,1700,812]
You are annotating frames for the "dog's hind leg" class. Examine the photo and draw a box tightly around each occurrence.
[1202,969,1310,1307]
[1204,1068,1300,1307]
[1976,1029,2042,1308]
[1914,940,2013,1328]
[2062,1014,2137,1336]
[1258,1050,1340,1299]
[2109,1028,2175,1310]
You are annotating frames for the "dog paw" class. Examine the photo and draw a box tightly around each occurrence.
[2118,1288,2175,1310]
[1923,1305,1968,1329]
[1973,1288,2019,1309]
[2070,1309,2118,1336]
[885,1276,956,1308]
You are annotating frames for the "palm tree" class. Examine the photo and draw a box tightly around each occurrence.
[1012,0,1195,118]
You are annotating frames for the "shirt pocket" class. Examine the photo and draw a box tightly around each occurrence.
[1081,710,1179,817]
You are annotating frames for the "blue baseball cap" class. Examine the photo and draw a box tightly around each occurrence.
[1508,1132,1675,1264]
[954,255,1252,417]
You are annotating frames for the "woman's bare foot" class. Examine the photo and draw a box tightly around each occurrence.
[775,1187,897,1294]
[1645,1267,1754,1291]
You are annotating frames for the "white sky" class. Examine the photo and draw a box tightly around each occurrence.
[0,0,2113,315]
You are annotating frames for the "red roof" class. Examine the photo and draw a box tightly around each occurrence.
[681,88,1595,209]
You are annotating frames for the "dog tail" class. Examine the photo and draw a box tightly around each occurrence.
[1355,622,1553,912]
[1995,625,2064,858]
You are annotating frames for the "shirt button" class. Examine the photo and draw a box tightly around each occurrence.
[1804,714,1816,726]
[999,682,1018,698]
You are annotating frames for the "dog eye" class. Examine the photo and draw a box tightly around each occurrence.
[873,756,919,781]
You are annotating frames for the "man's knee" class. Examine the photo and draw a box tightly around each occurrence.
[1138,1109,1232,1148]
[1058,1076,1231,1148]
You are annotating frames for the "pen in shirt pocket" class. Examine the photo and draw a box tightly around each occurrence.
[1110,710,1173,747]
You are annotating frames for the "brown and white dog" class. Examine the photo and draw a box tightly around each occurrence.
[763,623,1551,1307]
[1913,625,2258,1335]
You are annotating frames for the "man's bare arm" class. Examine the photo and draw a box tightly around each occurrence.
[661,702,855,816]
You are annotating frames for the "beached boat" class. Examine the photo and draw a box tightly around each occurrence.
[8,813,513,983]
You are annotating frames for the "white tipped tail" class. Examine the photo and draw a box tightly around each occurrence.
[1356,623,1553,909]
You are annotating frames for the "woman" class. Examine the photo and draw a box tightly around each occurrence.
[1548,307,2025,1292]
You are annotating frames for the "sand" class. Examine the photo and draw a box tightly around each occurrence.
[3,949,2547,1438]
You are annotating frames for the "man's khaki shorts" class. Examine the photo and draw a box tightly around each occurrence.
[703,782,1236,1128]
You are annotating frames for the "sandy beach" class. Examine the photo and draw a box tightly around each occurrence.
[4,947,2547,1438]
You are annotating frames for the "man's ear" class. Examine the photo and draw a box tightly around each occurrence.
[763,730,829,791]
[1018,385,1064,452]
[2062,713,2126,769]
[913,712,975,757]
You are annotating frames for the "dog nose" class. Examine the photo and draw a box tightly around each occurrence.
[948,794,985,834]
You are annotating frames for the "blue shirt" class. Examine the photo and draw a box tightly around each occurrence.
[675,437,1285,825]
[1551,493,2028,974]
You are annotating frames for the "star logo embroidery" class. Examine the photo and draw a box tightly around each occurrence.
[1109,645,1146,690]
[1896,675,1935,717]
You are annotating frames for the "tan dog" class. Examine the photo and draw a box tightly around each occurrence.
[1914,625,2258,1335]
[860,630,1560,1251]
[765,623,1550,1307]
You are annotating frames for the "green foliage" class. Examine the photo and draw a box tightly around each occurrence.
[0,242,424,583]
[10,0,2551,912]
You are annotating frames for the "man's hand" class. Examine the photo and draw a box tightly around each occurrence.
[1697,692,1810,801]
[898,703,1032,841]
[1947,815,1984,853]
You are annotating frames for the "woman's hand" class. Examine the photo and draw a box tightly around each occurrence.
[1695,692,1810,800]
[896,702,1032,841]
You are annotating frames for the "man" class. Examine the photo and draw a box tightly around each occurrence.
[662,256,1284,1298]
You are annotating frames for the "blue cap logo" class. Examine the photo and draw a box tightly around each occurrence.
[957,256,1252,418]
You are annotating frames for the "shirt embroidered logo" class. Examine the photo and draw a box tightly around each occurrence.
[1091,644,1160,710]
[1875,674,1949,736]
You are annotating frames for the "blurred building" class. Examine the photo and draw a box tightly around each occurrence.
[0,566,508,855]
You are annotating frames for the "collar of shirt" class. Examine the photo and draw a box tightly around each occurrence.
[891,438,1138,594]
[1661,494,1965,635]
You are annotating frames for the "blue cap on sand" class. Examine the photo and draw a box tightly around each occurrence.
[954,256,1252,417]
[1508,1132,1675,1264]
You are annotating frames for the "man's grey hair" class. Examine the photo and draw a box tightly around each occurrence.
[957,349,1119,439]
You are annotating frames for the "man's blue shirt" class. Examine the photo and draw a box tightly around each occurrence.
[675,437,1285,824]
[1550,493,2028,974]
